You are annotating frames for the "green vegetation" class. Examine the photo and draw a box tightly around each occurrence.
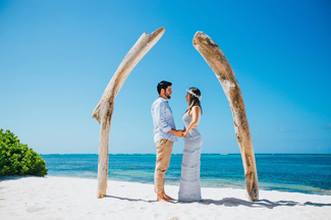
[0,129,47,177]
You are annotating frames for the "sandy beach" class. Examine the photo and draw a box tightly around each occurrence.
[0,176,330,220]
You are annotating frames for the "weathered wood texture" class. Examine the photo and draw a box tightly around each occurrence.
[193,31,259,201]
[92,27,165,198]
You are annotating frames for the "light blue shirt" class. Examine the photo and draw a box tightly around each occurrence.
[151,97,177,144]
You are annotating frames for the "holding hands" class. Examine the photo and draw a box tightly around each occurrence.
[174,129,187,138]
[169,129,186,137]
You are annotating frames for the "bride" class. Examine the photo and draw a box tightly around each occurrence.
[178,87,203,202]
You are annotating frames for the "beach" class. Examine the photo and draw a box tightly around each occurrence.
[1,176,330,220]
[1,1,330,220]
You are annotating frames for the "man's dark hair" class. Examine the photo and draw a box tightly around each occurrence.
[157,80,172,95]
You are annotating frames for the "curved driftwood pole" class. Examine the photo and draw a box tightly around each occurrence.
[92,27,165,198]
[193,32,259,201]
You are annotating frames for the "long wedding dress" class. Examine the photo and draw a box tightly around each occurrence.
[178,111,202,202]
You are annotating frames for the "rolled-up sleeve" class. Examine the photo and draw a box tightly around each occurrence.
[159,102,172,133]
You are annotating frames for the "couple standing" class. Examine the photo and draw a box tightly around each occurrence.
[151,80,203,202]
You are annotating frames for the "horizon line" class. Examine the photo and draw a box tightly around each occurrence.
[40,153,331,155]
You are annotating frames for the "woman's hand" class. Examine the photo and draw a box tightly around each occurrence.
[173,130,184,137]
[175,130,187,137]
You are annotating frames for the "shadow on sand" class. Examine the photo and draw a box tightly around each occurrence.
[199,197,331,209]
[105,195,155,203]
[105,195,331,209]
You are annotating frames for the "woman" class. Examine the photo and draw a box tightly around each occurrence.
[178,87,203,202]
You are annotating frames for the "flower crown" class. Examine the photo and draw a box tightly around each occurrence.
[186,89,202,101]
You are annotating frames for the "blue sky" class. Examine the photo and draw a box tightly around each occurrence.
[0,0,330,154]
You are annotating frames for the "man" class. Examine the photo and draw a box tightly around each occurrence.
[151,80,183,202]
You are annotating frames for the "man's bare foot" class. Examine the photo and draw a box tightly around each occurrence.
[156,193,171,202]
[163,193,174,201]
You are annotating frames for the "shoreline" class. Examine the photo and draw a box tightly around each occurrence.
[41,154,331,197]
[3,174,330,197]
[4,174,329,197]
[1,176,330,219]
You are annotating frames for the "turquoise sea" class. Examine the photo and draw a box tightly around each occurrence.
[42,154,331,195]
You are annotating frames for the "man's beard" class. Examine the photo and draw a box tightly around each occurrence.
[166,94,171,99]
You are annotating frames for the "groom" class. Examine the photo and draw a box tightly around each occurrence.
[151,80,183,202]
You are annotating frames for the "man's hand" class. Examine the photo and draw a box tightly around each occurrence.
[169,129,184,137]
[176,130,185,137]
[174,130,184,137]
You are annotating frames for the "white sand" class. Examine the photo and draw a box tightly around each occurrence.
[0,176,330,220]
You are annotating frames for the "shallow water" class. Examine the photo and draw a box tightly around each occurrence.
[42,154,331,195]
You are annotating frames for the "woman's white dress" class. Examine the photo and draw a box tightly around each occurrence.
[178,111,202,202]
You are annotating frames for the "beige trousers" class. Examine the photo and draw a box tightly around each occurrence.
[154,139,173,193]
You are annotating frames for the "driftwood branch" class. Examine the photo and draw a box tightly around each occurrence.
[193,31,259,201]
[92,27,165,198]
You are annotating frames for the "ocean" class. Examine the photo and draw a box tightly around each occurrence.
[42,154,331,195]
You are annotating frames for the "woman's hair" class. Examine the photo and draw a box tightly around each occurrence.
[186,87,202,114]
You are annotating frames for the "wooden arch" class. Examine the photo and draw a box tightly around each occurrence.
[92,28,259,201]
